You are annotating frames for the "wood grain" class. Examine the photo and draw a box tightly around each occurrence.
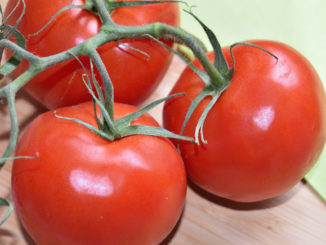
[1,0,326,244]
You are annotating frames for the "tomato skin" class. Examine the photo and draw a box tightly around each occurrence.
[5,0,179,109]
[163,40,326,202]
[12,102,186,245]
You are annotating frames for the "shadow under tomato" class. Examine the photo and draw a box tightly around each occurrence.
[16,218,37,245]
[187,178,301,211]
[160,208,184,245]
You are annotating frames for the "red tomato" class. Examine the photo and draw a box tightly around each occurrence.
[5,0,179,109]
[12,102,186,245]
[163,40,326,202]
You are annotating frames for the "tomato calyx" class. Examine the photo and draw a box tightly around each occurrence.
[177,10,279,145]
[54,54,194,143]
[174,10,232,145]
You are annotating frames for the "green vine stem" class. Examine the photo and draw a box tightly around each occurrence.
[0,0,230,169]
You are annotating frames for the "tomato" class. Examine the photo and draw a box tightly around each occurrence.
[4,0,179,109]
[163,40,326,202]
[12,102,186,245]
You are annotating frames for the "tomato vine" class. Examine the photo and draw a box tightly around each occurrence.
[0,0,226,224]
[0,0,214,167]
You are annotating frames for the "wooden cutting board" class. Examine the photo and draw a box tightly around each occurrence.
[0,0,326,244]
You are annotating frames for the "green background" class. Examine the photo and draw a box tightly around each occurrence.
[180,0,326,201]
